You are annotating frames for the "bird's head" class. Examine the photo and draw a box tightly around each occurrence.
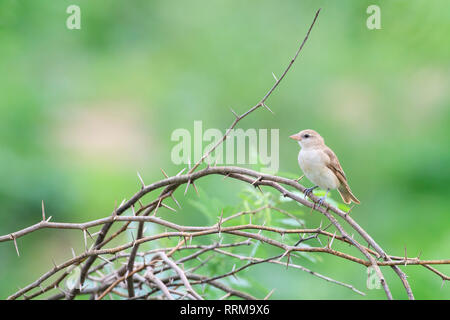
[289,129,324,149]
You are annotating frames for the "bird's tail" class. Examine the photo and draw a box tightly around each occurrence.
[338,183,360,205]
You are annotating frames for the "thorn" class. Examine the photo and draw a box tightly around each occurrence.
[278,248,291,262]
[41,200,46,221]
[137,172,145,189]
[230,108,239,119]
[98,255,113,265]
[272,72,278,82]
[71,248,76,258]
[286,252,291,269]
[264,288,275,300]
[91,230,102,237]
[346,205,355,217]
[416,250,422,260]
[329,231,337,249]
[52,258,58,269]
[204,154,213,168]
[171,194,182,209]
[46,216,52,222]
[316,237,323,247]
[130,231,136,247]
[296,175,304,182]
[262,103,274,114]
[256,185,264,194]
[83,229,87,251]
[176,168,186,176]
[10,234,20,257]
[153,198,163,216]
[223,173,231,180]
[231,264,238,280]
[251,176,262,186]
[113,200,118,218]
[131,205,136,216]
[218,210,224,235]
[160,168,169,178]
[184,180,191,196]
[161,202,177,213]
[85,228,94,241]
[296,234,304,246]
[220,292,232,300]
[192,181,199,196]
[404,246,408,266]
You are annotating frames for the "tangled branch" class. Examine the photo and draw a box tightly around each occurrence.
[3,165,449,300]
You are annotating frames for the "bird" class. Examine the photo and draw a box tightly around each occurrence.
[289,129,360,205]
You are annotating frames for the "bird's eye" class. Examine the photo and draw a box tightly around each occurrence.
[303,134,310,138]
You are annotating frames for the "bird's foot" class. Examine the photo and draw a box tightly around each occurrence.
[317,196,327,207]
[303,186,318,198]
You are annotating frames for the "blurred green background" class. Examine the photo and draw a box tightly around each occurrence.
[0,0,449,299]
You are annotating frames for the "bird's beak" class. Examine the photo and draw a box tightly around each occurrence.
[289,133,302,141]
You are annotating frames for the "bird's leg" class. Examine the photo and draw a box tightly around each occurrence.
[303,185,318,198]
[317,188,330,207]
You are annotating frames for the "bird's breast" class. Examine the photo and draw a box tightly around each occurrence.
[298,149,326,171]
[298,149,340,190]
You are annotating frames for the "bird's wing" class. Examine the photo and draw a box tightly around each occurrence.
[323,147,360,204]
[323,147,347,184]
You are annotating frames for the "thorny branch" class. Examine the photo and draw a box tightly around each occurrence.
[1,9,449,300]
[3,165,449,300]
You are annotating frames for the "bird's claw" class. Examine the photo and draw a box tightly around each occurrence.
[303,186,318,198]
[317,196,327,207]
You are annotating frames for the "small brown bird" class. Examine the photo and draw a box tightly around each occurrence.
[290,129,360,205]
